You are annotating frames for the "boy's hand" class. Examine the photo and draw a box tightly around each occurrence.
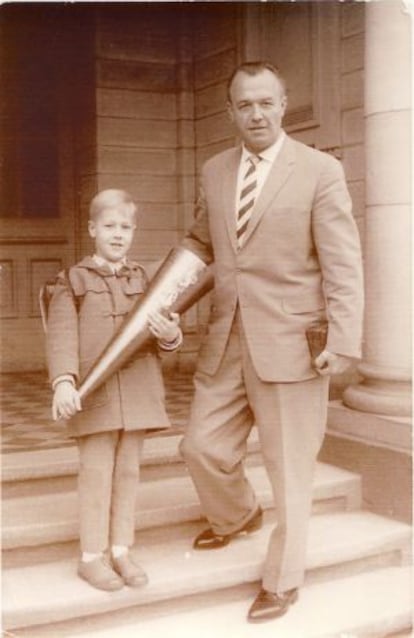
[52,381,82,421]
[148,310,181,343]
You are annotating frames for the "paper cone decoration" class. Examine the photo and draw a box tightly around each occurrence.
[78,247,213,400]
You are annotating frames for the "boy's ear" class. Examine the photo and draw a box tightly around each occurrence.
[88,220,96,239]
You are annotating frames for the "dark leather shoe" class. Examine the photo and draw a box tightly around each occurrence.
[193,506,263,550]
[247,587,298,623]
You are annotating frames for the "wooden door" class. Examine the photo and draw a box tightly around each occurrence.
[0,6,82,371]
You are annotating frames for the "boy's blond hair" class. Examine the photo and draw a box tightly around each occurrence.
[89,189,138,221]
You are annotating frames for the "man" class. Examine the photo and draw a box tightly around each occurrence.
[180,61,363,623]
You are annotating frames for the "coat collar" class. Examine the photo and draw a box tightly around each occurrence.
[242,134,296,247]
[222,147,243,253]
[77,256,145,279]
[224,134,296,252]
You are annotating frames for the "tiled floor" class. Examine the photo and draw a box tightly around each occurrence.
[0,370,194,454]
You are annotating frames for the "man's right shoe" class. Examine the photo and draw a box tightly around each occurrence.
[78,556,124,591]
[193,506,263,550]
[247,587,299,623]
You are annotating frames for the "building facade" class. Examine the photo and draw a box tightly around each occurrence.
[0,1,411,517]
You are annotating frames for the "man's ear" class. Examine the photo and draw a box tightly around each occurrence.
[226,101,235,123]
[88,219,96,239]
[280,94,288,116]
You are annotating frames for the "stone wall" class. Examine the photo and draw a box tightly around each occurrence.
[78,6,184,268]
[340,2,365,244]
[327,2,366,395]
[184,5,240,361]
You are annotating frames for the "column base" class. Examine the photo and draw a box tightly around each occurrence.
[343,379,412,417]
[322,401,412,522]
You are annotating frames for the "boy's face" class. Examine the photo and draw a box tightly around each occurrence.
[88,205,136,263]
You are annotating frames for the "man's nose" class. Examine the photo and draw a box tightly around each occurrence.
[251,104,263,120]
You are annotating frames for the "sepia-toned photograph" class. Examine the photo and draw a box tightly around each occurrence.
[0,1,412,636]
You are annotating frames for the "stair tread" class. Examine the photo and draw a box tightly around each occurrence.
[2,510,411,629]
[2,462,361,547]
[53,566,414,638]
[1,430,263,483]
[1,433,186,482]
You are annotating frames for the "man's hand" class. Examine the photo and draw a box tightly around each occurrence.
[313,350,354,376]
[148,310,181,343]
[52,381,81,420]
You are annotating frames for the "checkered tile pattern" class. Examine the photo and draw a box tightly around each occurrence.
[1,371,195,454]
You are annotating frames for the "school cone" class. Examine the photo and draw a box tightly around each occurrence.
[78,247,214,400]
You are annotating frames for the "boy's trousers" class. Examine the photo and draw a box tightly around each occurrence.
[77,429,145,552]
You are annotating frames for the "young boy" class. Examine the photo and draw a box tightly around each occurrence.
[46,189,182,591]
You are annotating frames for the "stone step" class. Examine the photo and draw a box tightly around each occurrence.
[2,462,362,554]
[1,432,262,498]
[15,566,412,638]
[2,511,411,632]
[1,433,188,497]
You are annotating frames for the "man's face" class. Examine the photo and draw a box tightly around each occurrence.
[227,70,287,153]
[88,205,136,263]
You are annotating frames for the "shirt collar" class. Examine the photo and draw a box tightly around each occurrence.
[241,130,286,164]
[93,254,127,273]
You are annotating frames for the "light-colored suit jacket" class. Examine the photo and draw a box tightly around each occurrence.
[183,134,364,383]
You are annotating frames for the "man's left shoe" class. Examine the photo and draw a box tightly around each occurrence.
[193,506,263,550]
[247,587,298,623]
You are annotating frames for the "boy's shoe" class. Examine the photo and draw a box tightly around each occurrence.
[78,556,124,591]
[112,553,149,588]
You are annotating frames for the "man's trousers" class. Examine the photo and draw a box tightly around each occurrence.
[180,315,329,593]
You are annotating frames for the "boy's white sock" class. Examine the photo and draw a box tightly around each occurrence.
[81,551,103,563]
[111,545,128,558]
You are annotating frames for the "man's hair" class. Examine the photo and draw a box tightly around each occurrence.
[89,189,138,221]
[227,61,286,101]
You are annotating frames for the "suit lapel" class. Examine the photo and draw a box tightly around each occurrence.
[241,136,296,247]
[222,147,242,253]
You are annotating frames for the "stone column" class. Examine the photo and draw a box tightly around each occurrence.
[343,0,411,417]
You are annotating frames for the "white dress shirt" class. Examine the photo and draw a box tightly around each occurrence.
[235,130,286,216]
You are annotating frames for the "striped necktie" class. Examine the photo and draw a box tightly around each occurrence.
[237,155,261,247]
